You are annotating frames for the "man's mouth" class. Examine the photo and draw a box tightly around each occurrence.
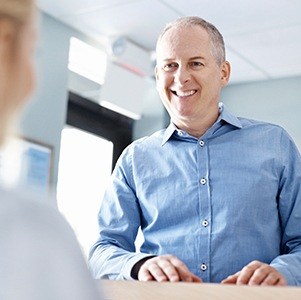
[171,89,197,97]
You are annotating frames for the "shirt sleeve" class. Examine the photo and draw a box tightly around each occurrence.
[88,147,153,280]
[270,129,301,285]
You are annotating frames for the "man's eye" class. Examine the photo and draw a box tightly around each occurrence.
[190,61,204,67]
[163,63,177,71]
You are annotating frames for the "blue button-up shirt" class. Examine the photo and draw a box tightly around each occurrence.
[89,103,301,285]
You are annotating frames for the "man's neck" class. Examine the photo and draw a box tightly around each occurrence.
[173,110,220,139]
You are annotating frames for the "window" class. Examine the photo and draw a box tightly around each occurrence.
[68,37,107,85]
[59,36,135,256]
[57,92,133,257]
[57,127,113,256]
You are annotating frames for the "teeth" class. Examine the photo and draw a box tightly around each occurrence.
[176,90,196,97]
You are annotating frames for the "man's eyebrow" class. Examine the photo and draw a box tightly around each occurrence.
[161,58,175,62]
[189,56,205,60]
[160,56,205,62]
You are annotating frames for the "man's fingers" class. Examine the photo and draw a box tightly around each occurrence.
[146,262,169,282]
[177,267,202,282]
[222,261,287,286]
[248,266,270,285]
[157,258,180,282]
[260,270,286,286]
[260,272,280,286]
[138,268,155,281]
[236,261,261,285]
[221,272,240,284]
[170,255,202,282]
[137,255,201,282]
[276,276,287,286]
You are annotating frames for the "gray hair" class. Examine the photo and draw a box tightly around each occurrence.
[157,16,225,65]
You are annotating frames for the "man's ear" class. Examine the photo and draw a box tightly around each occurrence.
[155,65,159,81]
[220,60,231,86]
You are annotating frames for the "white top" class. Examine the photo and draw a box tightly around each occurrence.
[0,187,102,300]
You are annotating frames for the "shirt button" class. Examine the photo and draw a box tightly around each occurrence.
[200,178,207,185]
[199,140,205,146]
[202,220,209,227]
[200,263,207,271]
[177,130,183,136]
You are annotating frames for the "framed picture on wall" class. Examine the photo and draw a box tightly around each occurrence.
[0,136,53,192]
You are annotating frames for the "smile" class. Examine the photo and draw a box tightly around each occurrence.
[171,89,197,97]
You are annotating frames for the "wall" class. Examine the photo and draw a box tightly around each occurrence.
[19,12,104,199]
[222,76,301,150]
[18,12,165,200]
[19,13,70,199]
[133,78,166,140]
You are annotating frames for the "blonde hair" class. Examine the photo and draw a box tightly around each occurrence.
[0,0,34,24]
[0,0,35,146]
[157,16,225,65]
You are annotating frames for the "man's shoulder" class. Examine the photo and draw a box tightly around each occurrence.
[117,128,167,164]
[238,117,285,132]
[129,128,167,148]
[234,117,294,146]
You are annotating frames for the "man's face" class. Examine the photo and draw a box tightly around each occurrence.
[155,25,230,130]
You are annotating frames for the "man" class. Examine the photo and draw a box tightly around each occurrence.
[89,16,301,286]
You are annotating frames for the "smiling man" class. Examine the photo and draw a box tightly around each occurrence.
[89,16,301,286]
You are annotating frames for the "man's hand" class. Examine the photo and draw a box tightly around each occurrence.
[138,255,202,282]
[221,260,286,286]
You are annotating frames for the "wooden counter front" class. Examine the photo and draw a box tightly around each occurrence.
[98,280,301,300]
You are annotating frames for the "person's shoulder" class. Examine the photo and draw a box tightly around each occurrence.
[123,128,167,153]
[236,117,296,147]
[0,187,72,238]
[133,128,166,145]
[0,187,102,300]
[238,117,286,133]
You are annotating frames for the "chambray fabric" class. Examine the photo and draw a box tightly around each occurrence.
[89,103,301,285]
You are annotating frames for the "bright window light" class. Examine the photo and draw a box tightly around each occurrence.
[68,37,107,85]
[57,126,113,257]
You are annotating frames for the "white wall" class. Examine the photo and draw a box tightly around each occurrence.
[222,76,301,150]
[133,78,165,140]
[19,13,106,199]
[19,13,71,199]
[18,12,165,199]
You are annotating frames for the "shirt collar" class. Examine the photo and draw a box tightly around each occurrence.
[217,102,242,129]
[161,102,242,146]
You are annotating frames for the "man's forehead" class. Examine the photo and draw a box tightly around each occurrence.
[156,25,210,60]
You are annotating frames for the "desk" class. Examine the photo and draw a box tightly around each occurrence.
[98,280,301,300]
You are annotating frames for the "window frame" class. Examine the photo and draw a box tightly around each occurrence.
[66,91,134,170]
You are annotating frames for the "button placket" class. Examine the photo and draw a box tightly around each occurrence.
[196,136,210,281]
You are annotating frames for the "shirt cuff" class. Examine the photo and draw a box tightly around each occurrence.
[122,253,156,280]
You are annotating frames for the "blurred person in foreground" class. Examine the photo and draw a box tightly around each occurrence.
[89,16,301,286]
[0,0,102,299]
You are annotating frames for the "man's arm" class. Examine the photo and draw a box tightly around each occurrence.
[88,146,202,282]
[267,130,301,285]
[223,129,301,286]
[88,149,153,279]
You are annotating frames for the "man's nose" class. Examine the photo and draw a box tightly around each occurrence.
[174,66,191,85]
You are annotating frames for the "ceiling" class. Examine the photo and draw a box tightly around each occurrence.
[37,0,301,84]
